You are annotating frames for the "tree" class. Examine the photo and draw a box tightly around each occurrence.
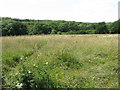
[108,20,120,34]
[2,17,119,35]
[10,22,27,35]
[96,22,108,34]
[118,20,120,34]
[28,23,51,35]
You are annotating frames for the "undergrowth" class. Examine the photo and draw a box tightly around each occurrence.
[2,35,118,88]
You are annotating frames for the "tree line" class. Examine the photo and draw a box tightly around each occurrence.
[1,17,120,36]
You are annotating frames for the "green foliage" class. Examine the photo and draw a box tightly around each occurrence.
[19,66,36,88]
[28,23,51,35]
[108,20,119,34]
[57,51,83,69]
[1,17,118,36]
[85,30,96,34]
[118,20,120,34]
[2,35,118,88]
[57,31,62,34]
[51,29,57,34]
[18,65,55,88]
[2,21,27,36]
[96,22,108,34]
[66,30,78,34]
[11,22,27,35]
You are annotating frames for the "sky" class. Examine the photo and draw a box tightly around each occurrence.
[0,0,119,22]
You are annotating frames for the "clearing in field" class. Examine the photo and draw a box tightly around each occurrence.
[2,34,118,88]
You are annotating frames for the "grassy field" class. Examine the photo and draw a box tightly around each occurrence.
[2,34,118,88]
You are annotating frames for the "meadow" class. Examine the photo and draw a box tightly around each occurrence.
[2,34,118,88]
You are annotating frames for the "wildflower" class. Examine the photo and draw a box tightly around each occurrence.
[15,73,18,75]
[45,62,48,65]
[16,83,23,88]
[28,71,31,74]
[36,85,38,88]
[35,66,38,68]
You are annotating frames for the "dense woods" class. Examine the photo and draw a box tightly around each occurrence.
[1,17,120,36]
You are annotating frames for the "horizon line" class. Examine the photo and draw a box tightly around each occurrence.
[1,16,118,23]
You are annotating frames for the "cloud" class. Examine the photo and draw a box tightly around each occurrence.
[68,0,119,22]
[0,0,119,22]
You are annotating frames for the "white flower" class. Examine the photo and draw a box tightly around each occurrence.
[46,62,48,65]
[16,83,23,88]
[36,85,38,88]
[15,73,18,75]
[28,71,31,74]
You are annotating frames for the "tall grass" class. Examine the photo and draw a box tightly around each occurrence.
[2,34,118,88]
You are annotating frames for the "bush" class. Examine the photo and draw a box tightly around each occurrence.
[51,29,57,34]
[66,30,78,34]
[56,51,83,69]
[14,65,55,89]
[57,31,62,35]
[85,30,96,34]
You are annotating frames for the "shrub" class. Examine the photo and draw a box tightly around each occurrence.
[56,51,83,69]
[57,31,62,35]
[51,29,57,34]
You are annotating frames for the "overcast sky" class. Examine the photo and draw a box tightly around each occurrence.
[0,0,119,22]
